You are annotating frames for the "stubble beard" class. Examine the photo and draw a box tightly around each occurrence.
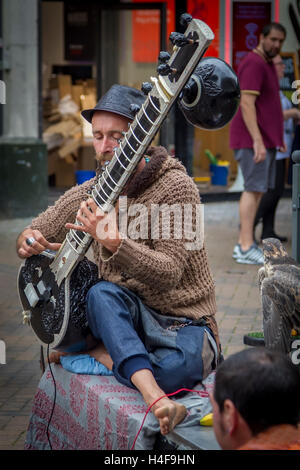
[262,42,279,60]
[95,153,114,172]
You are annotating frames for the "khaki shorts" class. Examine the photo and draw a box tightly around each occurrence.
[234,148,276,193]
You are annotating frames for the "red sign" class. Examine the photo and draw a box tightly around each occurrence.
[232,1,272,72]
[132,0,175,63]
[187,0,220,58]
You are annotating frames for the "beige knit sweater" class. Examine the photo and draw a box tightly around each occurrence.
[30,146,220,347]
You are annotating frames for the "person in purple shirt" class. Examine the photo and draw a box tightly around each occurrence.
[254,55,300,243]
[230,22,286,265]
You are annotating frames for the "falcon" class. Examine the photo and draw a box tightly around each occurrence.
[259,238,300,354]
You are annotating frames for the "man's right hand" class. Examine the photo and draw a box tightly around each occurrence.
[253,139,266,163]
[17,229,62,259]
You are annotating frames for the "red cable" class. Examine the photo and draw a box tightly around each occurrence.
[131,387,208,450]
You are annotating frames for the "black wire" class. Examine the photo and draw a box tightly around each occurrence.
[40,345,45,373]
[46,344,56,450]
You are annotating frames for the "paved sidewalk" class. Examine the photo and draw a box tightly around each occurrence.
[0,196,292,450]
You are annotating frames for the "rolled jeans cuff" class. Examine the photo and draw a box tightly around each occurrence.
[121,355,154,383]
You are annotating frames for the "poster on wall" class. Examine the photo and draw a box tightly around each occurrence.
[187,0,220,58]
[132,0,175,63]
[232,1,271,72]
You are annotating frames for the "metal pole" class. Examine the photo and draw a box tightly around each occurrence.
[292,150,300,262]
[0,0,3,136]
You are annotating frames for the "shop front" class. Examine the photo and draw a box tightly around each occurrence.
[0,0,298,217]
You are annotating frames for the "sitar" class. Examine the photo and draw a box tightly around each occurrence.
[17,16,217,351]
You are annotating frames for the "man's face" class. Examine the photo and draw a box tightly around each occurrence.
[260,28,285,59]
[92,111,131,165]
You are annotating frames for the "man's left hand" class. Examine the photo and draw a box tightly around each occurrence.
[278,143,287,153]
[65,198,122,254]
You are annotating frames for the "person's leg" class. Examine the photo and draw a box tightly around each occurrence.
[130,369,186,435]
[87,344,187,435]
[255,190,274,234]
[238,190,262,251]
[86,281,154,384]
[85,281,187,434]
[261,158,286,239]
[233,149,273,264]
[89,341,113,370]
[260,192,280,238]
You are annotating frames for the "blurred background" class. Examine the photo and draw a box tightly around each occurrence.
[0,0,299,219]
[0,0,299,450]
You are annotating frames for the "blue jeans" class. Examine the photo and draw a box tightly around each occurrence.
[86,281,217,393]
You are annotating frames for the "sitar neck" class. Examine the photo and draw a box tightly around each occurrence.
[49,17,214,284]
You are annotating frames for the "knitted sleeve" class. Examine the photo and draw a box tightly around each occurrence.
[100,171,203,291]
[30,179,96,243]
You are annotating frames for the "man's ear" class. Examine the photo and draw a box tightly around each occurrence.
[222,399,239,435]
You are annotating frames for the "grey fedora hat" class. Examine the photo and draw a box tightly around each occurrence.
[81,84,146,123]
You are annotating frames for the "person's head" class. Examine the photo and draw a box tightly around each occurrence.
[211,348,300,450]
[273,54,285,80]
[81,84,145,165]
[259,22,286,59]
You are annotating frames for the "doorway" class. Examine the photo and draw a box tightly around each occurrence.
[41,0,169,188]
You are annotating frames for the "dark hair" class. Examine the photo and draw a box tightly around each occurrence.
[214,348,300,435]
[261,22,286,38]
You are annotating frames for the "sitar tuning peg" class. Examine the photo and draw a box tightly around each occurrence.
[180,13,193,28]
[101,160,110,171]
[141,82,153,95]
[129,103,140,115]
[169,32,189,47]
[157,63,177,76]
[158,51,171,63]
[169,32,197,47]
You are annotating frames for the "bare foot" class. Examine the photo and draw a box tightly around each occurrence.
[130,369,187,435]
[88,342,113,371]
[48,342,113,371]
[152,398,187,435]
[48,350,68,364]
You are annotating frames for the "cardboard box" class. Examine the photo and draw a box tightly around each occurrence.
[76,79,97,95]
[50,75,72,99]
[86,78,96,90]
[55,158,76,187]
[72,85,84,109]
[80,92,97,111]
[58,137,81,159]
[48,149,76,187]
[78,143,96,171]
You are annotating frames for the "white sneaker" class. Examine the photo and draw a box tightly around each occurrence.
[235,243,264,265]
[232,244,241,259]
